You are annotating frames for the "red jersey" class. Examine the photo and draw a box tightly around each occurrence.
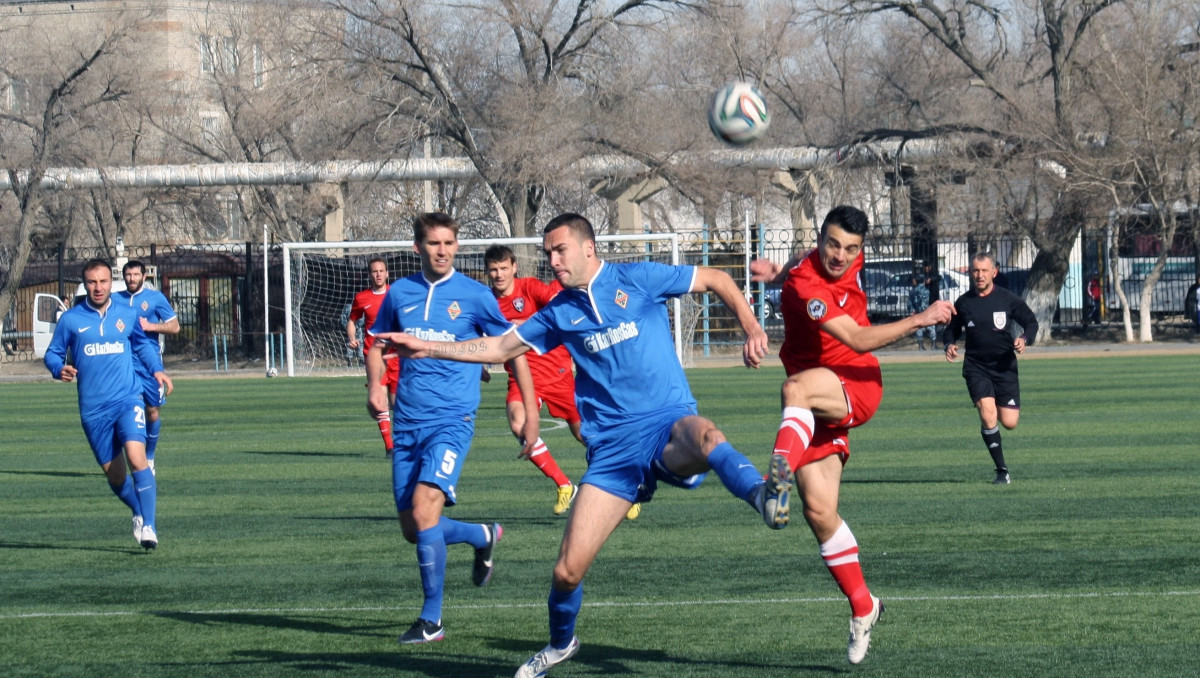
[494,277,573,384]
[779,250,880,374]
[349,286,389,355]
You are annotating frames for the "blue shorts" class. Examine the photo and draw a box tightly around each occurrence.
[391,416,475,511]
[136,369,166,408]
[581,404,707,504]
[80,397,147,466]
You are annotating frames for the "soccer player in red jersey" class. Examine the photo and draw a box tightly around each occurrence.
[484,245,643,519]
[752,205,953,665]
[347,257,401,457]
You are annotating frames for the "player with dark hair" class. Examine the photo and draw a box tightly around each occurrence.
[943,251,1039,484]
[45,259,173,549]
[751,205,953,664]
[366,212,540,646]
[115,260,179,474]
[347,256,401,457]
[379,212,792,678]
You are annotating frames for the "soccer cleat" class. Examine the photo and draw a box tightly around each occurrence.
[132,515,144,544]
[385,448,394,460]
[139,525,158,550]
[847,595,883,664]
[553,484,577,515]
[398,618,444,644]
[515,636,580,678]
[625,503,642,521]
[753,453,792,529]
[993,468,1011,485]
[473,523,503,586]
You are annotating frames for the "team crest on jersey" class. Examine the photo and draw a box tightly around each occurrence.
[993,312,1007,329]
[807,298,827,320]
[140,300,149,311]
[447,301,462,320]
[614,289,628,309]
[513,297,526,313]
[115,318,126,332]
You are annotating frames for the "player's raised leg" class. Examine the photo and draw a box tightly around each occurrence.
[660,415,791,528]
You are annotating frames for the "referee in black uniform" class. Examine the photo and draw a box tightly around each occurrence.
[943,252,1038,484]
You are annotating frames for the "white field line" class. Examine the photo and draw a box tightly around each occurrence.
[4,589,1198,621]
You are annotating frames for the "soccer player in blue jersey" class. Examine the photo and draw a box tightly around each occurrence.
[378,212,792,677]
[365,212,541,646]
[114,260,180,474]
[44,259,173,550]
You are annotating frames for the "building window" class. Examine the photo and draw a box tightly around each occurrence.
[253,43,264,88]
[222,37,238,75]
[200,35,215,73]
[201,114,221,144]
[6,78,29,113]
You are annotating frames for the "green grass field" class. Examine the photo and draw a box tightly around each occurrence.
[2,355,1198,677]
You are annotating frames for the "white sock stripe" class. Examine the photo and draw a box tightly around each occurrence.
[823,554,860,567]
[819,520,858,557]
[780,419,812,446]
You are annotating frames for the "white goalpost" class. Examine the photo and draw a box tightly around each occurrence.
[278,233,684,377]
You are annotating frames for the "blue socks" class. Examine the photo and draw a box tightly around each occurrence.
[706,442,764,503]
[145,419,161,462]
[131,468,157,529]
[439,517,487,548]
[548,583,583,649]
[416,525,447,623]
[109,476,141,515]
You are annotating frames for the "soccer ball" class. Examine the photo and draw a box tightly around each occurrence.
[266,367,278,378]
[707,81,770,146]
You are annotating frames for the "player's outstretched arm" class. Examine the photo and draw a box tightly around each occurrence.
[822,299,955,354]
[375,330,530,364]
[692,267,768,368]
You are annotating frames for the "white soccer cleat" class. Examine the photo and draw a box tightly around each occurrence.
[515,636,580,678]
[847,595,883,664]
[132,515,144,544]
[753,453,792,529]
[139,525,158,550]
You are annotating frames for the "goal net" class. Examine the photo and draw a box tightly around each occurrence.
[280,233,685,377]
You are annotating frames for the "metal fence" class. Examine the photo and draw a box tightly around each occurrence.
[4,224,1198,366]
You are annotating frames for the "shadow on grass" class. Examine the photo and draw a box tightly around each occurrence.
[0,540,142,555]
[241,450,348,458]
[168,638,846,677]
[0,469,92,478]
[155,611,394,637]
[844,478,967,485]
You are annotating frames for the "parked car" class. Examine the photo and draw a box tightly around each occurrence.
[870,270,970,319]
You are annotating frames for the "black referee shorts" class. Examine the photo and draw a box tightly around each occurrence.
[962,358,1020,409]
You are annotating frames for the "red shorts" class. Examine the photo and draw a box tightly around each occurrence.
[506,371,581,424]
[792,363,882,469]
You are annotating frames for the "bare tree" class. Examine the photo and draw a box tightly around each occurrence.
[808,0,1136,342]
[328,0,714,238]
[0,15,135,349]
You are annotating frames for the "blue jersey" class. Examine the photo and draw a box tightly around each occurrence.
[370,269,513,426]
[515,261,697,440]
[113,287,176,380]
[44,299,165,420]
[114,287,176,345]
